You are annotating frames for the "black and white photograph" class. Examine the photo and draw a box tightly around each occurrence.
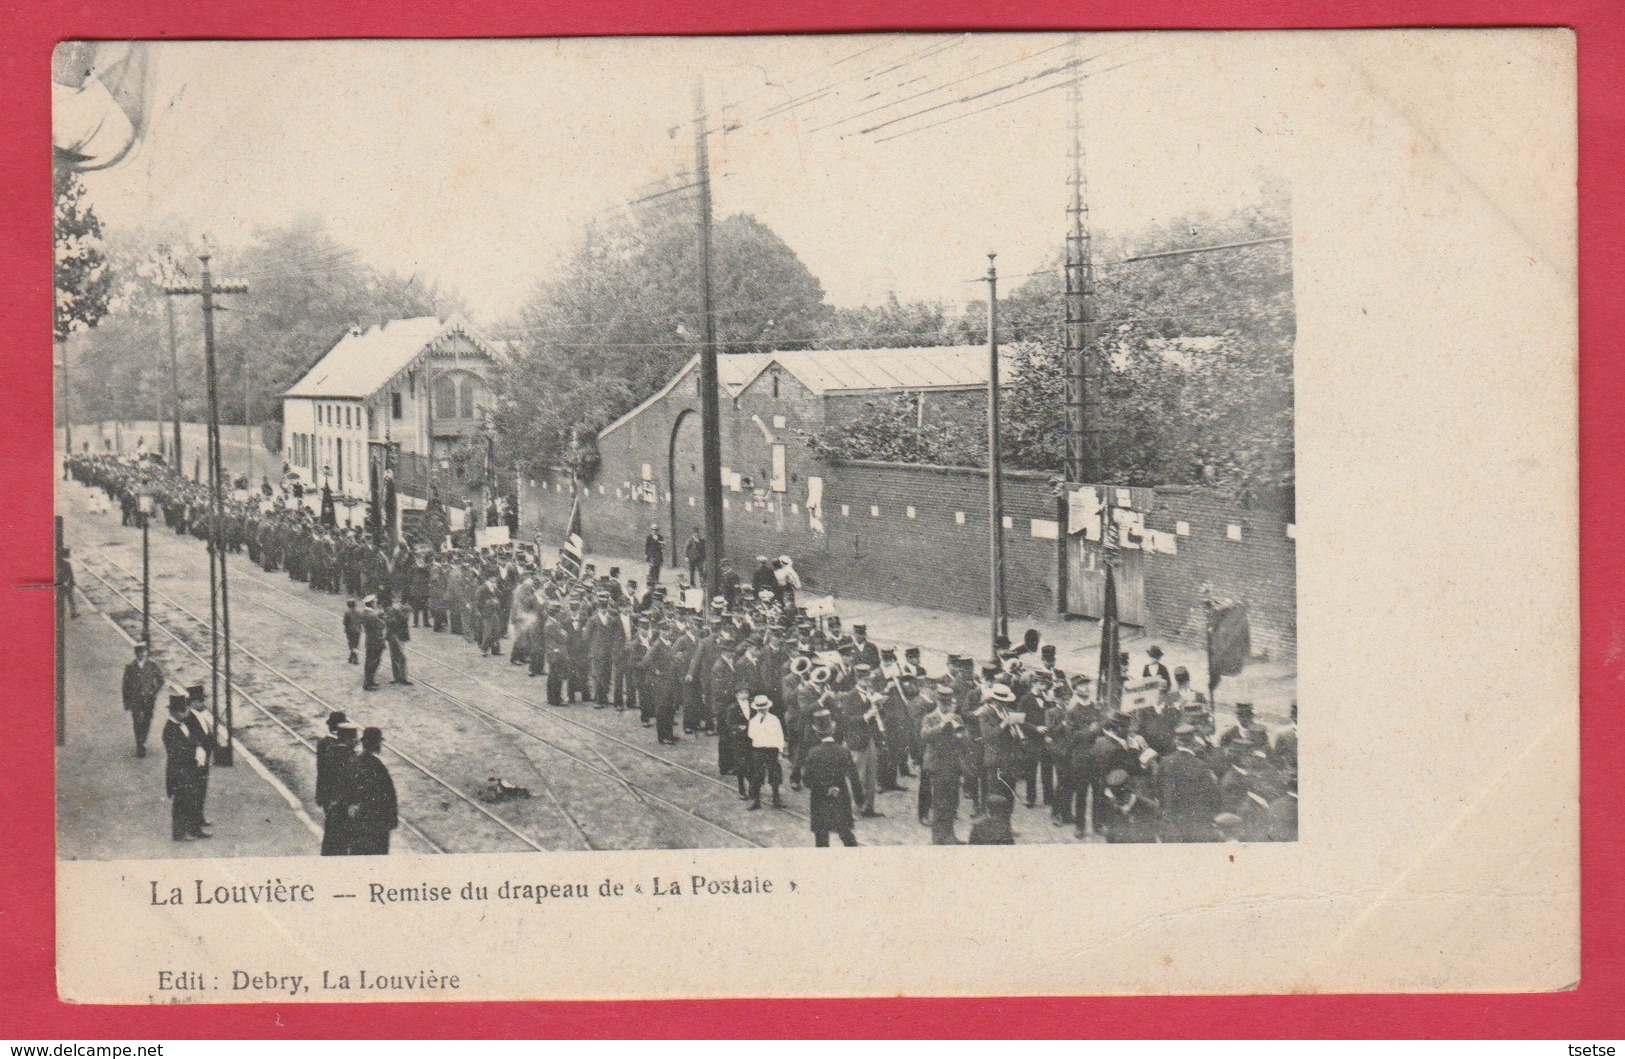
[52,34,1300,861]
[47,29,1581,1004]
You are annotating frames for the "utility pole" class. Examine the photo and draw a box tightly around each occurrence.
[166,252,247,767]
[165,290,182,471]
[986,253,1008,658]
[55,514,66,748]
[694,78,726,604]
[59,338,72,457]
[243,358,253,490]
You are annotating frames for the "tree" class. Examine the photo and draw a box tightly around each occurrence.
[54,165,112,342]
[495,206,828,477]
[816,293,981,349]
[810,191,1295,495]
[804,389,985,466]
[62,215,459,429]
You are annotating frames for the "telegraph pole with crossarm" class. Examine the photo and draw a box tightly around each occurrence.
[164,252,247,766]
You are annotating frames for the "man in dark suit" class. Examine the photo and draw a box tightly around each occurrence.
[385,599,413,685]
[644,524,665,585]
[848,624,882,671]
[803,712,860,847]
[360,596,387,691]
[586,598,624,707]
[347,727,398,855]
[183,683,214,830]
[315,714,358,856]
[684,528,706,588]
[162,694,208,841]
[1133,688,1180,758]
[1157,724,1220,842]
[121,642,164,757]
[1142,644,1172,690]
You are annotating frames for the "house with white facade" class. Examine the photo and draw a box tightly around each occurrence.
[281,315,502,522]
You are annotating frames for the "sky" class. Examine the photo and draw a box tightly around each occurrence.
[76,33,1293,326]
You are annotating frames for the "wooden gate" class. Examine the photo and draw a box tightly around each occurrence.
[1062,485,1150,627]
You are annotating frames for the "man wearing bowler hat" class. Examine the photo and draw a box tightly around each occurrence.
[347,727,398,855]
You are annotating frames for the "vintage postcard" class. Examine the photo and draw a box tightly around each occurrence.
[51,29,1576,1001]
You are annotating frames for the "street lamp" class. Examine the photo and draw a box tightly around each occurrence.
[137,492,153,646]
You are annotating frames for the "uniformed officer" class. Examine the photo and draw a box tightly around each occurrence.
[920,685,966,844]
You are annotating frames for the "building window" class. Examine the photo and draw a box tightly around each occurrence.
[433,372,484,419]
[771,372,780,399]
[392,391,402,419]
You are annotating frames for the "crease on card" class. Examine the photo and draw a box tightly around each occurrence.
[1295,713,1577,991]
[1324,32,1574,287]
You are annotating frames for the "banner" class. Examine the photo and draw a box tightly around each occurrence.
[1206,601,1251,695]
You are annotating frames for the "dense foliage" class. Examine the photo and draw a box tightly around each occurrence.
[61,215,458,427]
[492,206,827,477]
[810,191,1295,492]
[54,166,112,344]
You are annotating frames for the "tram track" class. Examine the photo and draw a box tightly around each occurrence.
[89,552,773,850]
[77,555,558,856]
[222,555,814,830]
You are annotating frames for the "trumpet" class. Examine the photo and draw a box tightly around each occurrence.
[975,693,1027,741]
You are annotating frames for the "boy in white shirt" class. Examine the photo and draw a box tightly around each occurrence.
[745,695,786,810]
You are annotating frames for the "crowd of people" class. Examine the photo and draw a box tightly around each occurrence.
[71,452,1297,849]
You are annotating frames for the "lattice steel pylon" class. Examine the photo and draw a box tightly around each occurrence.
[1062,34,1098,485]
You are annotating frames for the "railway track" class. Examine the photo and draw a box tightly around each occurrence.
[87,552,775,851]
[221,555,815,829]
[77,556,556,856]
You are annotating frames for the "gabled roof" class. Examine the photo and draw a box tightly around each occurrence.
[282,315,496,400]
[732,345,999,396]
[598,345,1004,441]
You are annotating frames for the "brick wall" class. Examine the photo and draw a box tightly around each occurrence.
[522,460,1296,657]
[1140,486,1297,659]
[810,461,1058,619]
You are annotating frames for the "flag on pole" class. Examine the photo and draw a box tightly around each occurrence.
[558,485,585,579]
[1205,600,1251,699]
[1097,564,1122,711]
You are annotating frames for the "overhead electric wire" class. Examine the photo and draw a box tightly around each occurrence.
[803,39,1055,133]
[857,55,1090,136]
[873,60,1137,144]
[746,35,970,128]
